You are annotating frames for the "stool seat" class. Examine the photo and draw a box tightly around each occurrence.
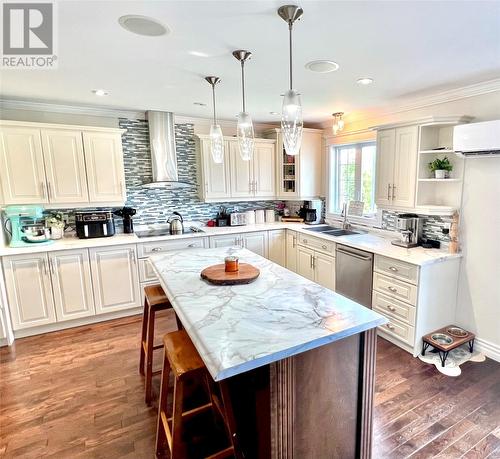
[164,330,205,379]
[144,284,171,309]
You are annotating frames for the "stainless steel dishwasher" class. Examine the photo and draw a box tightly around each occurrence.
[335,244,373,308]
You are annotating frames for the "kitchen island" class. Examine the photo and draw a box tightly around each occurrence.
[150,246,386,458]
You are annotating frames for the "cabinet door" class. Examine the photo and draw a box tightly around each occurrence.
[253,141,276,198]
[2,254,56,330]
[229,140,253,198]
[392,126,418,208]
[286,230,298,272]
[41,129,89,204]
[0,126,48,204]
[314,252,336,291]
[209,234,240,248]
[83,131,125,203]
[201,138,231,200]
[242,231,268,258]
[375,129,396,207]
[89,244,140,314]
[268,229,286,267]
[299,130,322,198]
[49,249,95,322]
[297,245,315,281]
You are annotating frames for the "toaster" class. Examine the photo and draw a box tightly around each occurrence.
[230,212,247,226]
[75,211,115,239]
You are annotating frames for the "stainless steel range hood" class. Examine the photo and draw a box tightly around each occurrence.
[143,111,193,188]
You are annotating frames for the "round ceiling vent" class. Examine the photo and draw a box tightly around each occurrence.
[305,60,340,73]
[118,15,169,36]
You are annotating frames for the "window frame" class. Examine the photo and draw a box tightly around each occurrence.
[326,141,381,227]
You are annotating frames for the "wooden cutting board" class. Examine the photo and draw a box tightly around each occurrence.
[200,263,260,285]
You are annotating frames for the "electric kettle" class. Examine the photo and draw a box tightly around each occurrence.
[167,211,184,235]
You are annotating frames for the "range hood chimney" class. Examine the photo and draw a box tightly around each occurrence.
[143,111,192,188]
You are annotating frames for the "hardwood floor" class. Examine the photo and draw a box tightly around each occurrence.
[1,315,499,458]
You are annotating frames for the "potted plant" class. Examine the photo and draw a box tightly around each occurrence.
[428,156,453,179]
[46,213,65,240]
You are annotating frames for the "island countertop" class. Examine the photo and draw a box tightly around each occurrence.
[150,246,386,381]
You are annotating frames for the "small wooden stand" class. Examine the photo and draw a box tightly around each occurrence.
[422,325,475,367]
[201,263,260,286]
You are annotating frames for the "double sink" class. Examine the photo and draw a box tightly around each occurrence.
[303,225,364,237]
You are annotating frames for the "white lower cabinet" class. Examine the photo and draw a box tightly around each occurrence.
[2,253,56,330]
[49,249,95,322]
[268,229,286,267]
[209,231,268,258]
[89,244,141,314]
[286,230,298,272]
[209,234,242,248]
[297,245,335,290]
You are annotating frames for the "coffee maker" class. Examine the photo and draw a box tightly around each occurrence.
[299,199,322,225]
[391,213,424,248]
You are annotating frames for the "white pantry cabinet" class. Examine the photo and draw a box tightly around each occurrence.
[2,253,56,330]
[49,249,95,322]
[83,131,126,203]
[375,126,418,209]
[268,229,286,267]
[0,126,48,204]
[89,244,141,314]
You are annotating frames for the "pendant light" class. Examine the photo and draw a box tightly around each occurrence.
[278,5,303,156]
[332,112,345,135]
[232,50,254,161]
[205,76,224,164]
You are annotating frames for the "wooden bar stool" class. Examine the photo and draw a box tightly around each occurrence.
[156,330,237,459]
[139,284,180,406]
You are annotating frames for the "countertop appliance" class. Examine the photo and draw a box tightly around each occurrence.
[75,211,115,239]
[335,244,373,308]
[113,207,136,233]
[299,199,322,225]
[216,207,229,227]
[453,120,500,157]
[4,205,53,247]
[167,211,184,235]
[391,213,423,248]
[230,212,247,226]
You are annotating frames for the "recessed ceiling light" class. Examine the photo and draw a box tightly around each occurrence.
[92,89,109,96]
[357,77,374,85]
[270,111,279,115]
[189,51,210,58]
[193,102,207,107]
[118,15,169,37]
[305,60,339,73]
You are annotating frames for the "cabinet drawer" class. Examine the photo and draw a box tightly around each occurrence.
[137,237,208,258]
[377,313,415,345]
[374,255,419,285]
[372,291,416,326]
[297,234,335,255]
[139,259,158,283]
[373,272,417,306]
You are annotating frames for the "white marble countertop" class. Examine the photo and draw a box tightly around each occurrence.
[0,221,460,266]
[150,246,387,381]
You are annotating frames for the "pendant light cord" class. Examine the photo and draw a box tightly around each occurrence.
[289,22,293,90]
[241,61,246,113]
[211,84,217,124]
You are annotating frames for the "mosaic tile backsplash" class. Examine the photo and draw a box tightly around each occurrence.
[381,210,451,242]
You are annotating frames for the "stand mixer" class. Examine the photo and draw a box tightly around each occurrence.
[3,205,53,247]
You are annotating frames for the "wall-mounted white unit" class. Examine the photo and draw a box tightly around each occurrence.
[453,120,500,157]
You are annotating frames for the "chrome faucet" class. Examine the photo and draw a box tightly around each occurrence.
[341,203,352,230]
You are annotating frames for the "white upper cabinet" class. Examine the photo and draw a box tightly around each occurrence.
[375,126,418,209]
[199,138,231,200]
[83,131,126,203]
[253,141,275,198]
[0,126,48,204]
[229,140,254,198]
[41,129,89,204]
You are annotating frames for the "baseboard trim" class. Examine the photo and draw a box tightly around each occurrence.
[12,307,143,340]
[475,337,500,362]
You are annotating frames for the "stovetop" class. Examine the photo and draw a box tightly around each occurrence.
[135,227,205,238]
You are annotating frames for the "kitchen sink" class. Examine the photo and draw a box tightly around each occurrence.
[303,226,364,236]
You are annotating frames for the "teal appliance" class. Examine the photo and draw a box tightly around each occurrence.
[3,205,54,247]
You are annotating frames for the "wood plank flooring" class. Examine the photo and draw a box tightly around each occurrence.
[1,314,499,458]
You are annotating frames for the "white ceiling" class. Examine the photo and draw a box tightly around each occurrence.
[1,1,499,124]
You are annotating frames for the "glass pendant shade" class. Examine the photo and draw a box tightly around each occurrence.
[237,111,254,161]
[209,124,224,164]
[281,89,303,156]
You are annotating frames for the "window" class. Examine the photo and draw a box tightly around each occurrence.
[328,142,377,216]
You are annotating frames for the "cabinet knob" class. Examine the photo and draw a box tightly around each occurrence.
[303,239,308,244]
[151,247,162,252]
[386,323,395,331]
[389,266,398,272]
[322,245,327,250]
[387,286,398,293]
[187,243,196,248]
[387,305,396,312]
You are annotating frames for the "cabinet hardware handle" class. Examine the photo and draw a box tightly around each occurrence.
[392,184,396,199]
[387,184,391,200]
[387,305,396,312]
[41,182,47,199]
[386,323,395,330]
[389,266,398,272]
[310,255,314,268]
[387,286,398,293]
[151,247,162,252]
[50,259,56,275]
[47,182,52,200]
[205,183,209,193]
[187,243,196,248]
[293,236,296,248]
[131,250,137,265]
[43,259,48,276]
[254,181,258,192]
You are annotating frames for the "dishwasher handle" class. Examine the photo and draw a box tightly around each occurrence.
[336,246,373,261]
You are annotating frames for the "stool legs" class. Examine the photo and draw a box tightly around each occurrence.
[171,378,185,459]
[156,350,171,457]
[145,306,156,406]
[139,297,149,376]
